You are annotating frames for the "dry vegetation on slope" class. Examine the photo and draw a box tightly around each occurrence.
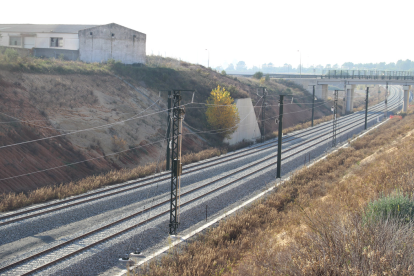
[110,56,332,144]
[137,108,414,276]
[0,50,332,196]
[353,85,387,112]
[0,147,222,212]
[0,69,173,194]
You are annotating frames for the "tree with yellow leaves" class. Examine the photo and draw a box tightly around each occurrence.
[205,85,240,139]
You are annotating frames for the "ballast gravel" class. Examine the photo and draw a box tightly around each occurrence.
[0,88,401,275]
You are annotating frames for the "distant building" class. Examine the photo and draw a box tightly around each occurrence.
[0,23,146,64]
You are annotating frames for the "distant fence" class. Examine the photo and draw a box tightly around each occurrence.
[230,70,414,81]
[323,70,414,80]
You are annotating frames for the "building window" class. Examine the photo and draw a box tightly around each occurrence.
[9,36,22,46]
[50,37,64,47]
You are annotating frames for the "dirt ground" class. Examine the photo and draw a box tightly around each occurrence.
[0,64,331,194]
[0,71,205,193]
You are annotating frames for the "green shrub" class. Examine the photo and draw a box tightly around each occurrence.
[226,85,248,99]
[265,74,270,81]
[364,191,414,223]
[253,71,263,79]
[4,48,19,62]
[107,59,125,72]
[221,70,226,76]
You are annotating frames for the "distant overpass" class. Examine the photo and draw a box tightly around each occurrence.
[232,70,414,113]
[230,73,323,79]
[231,70,414,80]
[322,70,414,81]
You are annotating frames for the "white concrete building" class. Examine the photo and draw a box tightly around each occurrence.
[0,23,146,64]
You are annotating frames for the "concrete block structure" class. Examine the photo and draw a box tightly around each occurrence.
[403,85,411,112]
[79,24,146,64]
[0,23,145,64]
[320,84,328,100]
[345,84,355,113]
[224,98,261,145]
[288,79,329,100]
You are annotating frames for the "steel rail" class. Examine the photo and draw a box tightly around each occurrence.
[0,96,401,275]
[0,89,399,226]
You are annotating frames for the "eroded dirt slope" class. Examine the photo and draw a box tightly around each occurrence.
[0,71,204,193]
[0,59,332,194]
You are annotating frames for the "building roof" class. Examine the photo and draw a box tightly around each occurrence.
[0,24,98,33]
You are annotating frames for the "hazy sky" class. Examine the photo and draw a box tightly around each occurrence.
[2,0,412,69]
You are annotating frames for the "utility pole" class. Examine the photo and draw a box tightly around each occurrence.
[378,86,380,105]
[332,90,339,147]
[385,83,388,119]
[365,87,369,130]
[259,87,267,143]
[166,91,172,170]
[399,86,402,111]
[169,90,185,235]
[309,85,316,127]
[276,95,284,178]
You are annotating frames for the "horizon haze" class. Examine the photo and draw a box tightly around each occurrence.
[1,0,412,69]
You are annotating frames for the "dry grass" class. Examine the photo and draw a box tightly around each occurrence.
[0,47,110,74]
[111,136,127,152]
[266,215,414,275]
[135,108,414,276]
[0,148,221,212]
[181,148,222,165]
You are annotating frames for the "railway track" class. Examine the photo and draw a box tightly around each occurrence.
[0,87,401,275]
[0,88,397,226]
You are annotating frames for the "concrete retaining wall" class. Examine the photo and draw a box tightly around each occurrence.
[0,46,32,57]
[287,79,329,100]
[224,98,261,145]
[33,48,79,60]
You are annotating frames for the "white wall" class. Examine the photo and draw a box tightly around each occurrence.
[35,33,79,50]
[0,34,5,46]
[79,24,146,64]
[224,98,261,145]
[23,37,35,48]
[0,32,79,50]
[0,33,18,47]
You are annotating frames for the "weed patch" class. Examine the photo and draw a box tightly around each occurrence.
[364,191,414,224]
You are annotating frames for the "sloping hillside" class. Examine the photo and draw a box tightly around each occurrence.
[0,72,169,193]
[0,53,331,194]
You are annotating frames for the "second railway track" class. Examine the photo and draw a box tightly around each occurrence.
[0,87,398,226]
[0,86,402,275]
